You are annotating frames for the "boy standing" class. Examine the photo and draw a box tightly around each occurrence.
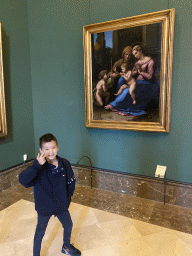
[19,133,81,256]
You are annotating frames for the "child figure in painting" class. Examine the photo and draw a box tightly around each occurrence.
[115,63,137,104]
[94,70,112,107]
[108,61,121,80]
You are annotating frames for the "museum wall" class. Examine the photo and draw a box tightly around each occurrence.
[0,1,35,170]
[27,0,192,183]
[1,0,192,185]
[27,0,91,165]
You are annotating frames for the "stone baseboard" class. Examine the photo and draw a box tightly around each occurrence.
[0,161,33,191]
[1,161,191,209]
[72,165,192,209]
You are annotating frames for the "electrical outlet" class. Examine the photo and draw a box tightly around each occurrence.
[23,154,27,162]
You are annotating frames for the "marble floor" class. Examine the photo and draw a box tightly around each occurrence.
[1,184,192,255]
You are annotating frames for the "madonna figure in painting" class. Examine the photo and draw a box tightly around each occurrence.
[105,44,160,116]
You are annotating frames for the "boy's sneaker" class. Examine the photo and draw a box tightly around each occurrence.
[61,244,81,255]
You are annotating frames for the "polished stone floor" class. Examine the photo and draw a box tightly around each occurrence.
[1,184,192,255]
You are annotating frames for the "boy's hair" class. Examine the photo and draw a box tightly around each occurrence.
[121,63,131,71]
[113,61,121,73]
[98,70,107,80]
[40,133,58,148]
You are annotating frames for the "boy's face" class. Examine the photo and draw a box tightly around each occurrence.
[40,140,59,162]
[103,73,108,80]
[121,67,126,73]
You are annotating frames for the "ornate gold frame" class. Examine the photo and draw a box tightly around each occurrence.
[83,9,175,132]
[0,22,7,137]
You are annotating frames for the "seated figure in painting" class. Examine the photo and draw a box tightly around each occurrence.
[114,45,135,93]
[108,46,134,91]
[94,70,112,107]
[104,43,160,116]
[131,44,157,83]
[114,63,137,105]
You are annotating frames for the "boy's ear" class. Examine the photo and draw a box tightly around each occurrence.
[39,148,43,154]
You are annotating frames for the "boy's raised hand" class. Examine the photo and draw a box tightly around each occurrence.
[37,149,46,165]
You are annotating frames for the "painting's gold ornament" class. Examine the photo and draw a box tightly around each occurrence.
[84,9,175,132]
[0,22,7,137]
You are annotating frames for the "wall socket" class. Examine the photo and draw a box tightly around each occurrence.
[23,154,27,162]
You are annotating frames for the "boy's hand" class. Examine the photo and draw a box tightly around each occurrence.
[123,74,129,81]
[37,149,46,165]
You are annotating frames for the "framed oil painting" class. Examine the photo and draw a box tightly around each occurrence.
[83,9,175,132]
[0,22,7,137]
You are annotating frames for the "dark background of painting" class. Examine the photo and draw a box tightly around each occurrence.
[92,23,162,83]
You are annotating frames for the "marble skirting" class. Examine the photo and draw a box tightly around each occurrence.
[0,161,32,192]
[73,165,192,209]
[1,161,192,209]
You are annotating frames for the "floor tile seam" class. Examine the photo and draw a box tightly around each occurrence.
[80,244,116,255]
[143,235,192,254]
[0,199,34,210]
[71,200,184,235]
[176,238,192,252]
[106,234,136,250]
[149,219,192,236]
[1,199,189,238]
[0,203,27,243]
[73,201,192,238]
[75,204,141,227]
[160,238,192,255]
[132,238,155,251]
[0,235,34,246]
[174,230,192,241]
[0,202,191,256]
[1,198,191,240]
[172,231,192,249]
[143,240,176,256]
[141,231,180,244]
[110,238,155,254]
[96,220,152,245]
[95,223,117,248]
[150,223,192,236]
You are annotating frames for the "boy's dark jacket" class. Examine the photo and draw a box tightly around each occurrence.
[19,156,75,216]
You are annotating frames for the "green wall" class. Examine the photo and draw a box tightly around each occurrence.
[1,0,192,184]
[27,0,90,162]
[0,1,35,170]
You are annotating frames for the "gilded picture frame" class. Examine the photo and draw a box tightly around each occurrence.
[83,9,175,132]
[0,22,7,137]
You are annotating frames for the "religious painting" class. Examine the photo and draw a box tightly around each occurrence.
[0,22,7,137]
[83,9,175,132]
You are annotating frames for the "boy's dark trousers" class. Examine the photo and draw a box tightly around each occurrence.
[33,210,73,256]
